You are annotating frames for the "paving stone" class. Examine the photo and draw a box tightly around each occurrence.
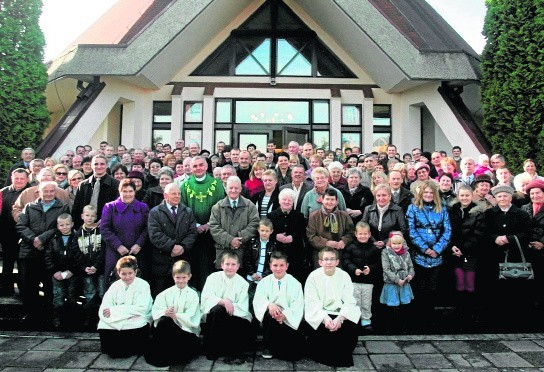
[32,337,79,351]
[399,341,439,354]
[369,354,413,370]
[408,353,454,369]
[1,368,43,372]
[337,354,375,371]
[518,352,544,367]
[90,353,137,369]
[482,352,534,368]
[502,340,544,352]
[466,340,512,353]
[5,350,63,368]
[48,351,100,369]
[212,356,253,371]
[0,350,26,367]
[0,337,45,351]
[433,340,473,353]
[364,340,403,354]
[294,357,334,370]
[353,341,368,355]
[44,369,86,372]
[253,357,293,371]
[0,337,10,346]
[182,355,214,371]
[445,353,493,368]
[444,354,473,368]
[69,339,102,352]
[130,355,169,371]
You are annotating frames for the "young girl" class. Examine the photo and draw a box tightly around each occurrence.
[380,232,414,332]
[97,255,153,358]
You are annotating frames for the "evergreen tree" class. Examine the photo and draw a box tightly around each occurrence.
[481,0,544,172]
[0,0,49,181]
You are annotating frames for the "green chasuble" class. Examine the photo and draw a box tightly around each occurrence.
[180,174,225,225]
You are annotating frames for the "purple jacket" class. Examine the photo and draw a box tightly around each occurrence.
[101,197,149,279]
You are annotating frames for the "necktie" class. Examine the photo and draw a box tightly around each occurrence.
[232,200,237,210]
[393,191,399,203]
[171,206,177,219]
[278,280,281,290]
[90,177,101,208]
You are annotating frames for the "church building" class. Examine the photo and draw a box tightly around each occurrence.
[41,0,489,158]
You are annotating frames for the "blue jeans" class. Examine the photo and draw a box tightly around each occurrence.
[52,276,79,311]
[82,274,105,312]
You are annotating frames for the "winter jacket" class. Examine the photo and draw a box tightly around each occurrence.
[339,184,374,225]
[71,174,120,228]
[17,198,71,259]
[449,201,486,269]
[522,202,544,259]
[143,185,165,210]
[406,203,451,268]
[342,238,382,284]
[74,224,104,272]
[243,237,276,277]
[45,229,85,275]
[381,246,414,284]
[362,202,406,242]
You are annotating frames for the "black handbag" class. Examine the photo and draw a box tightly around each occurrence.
[498,236,534,280]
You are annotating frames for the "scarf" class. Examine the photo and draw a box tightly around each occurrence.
[377,203,389,231]
[321,206,339,234]
[533,203,543,217]
[394,247,406,256]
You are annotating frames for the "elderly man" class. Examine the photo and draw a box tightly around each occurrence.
[0,168,31,296]
[180,156,225,290]
[300,167,347,219]
[17,181,70,327]
[287,141,308,170]
[209,176,259,271]
[236,150,252,184]
[148,183,198,297]
[221,164,250,198]
[454,157,476,193]
[188,141,200,158]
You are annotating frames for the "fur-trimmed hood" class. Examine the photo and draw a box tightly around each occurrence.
[449,199,487,217]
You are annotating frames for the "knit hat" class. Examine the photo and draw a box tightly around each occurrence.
[525,179,544,194]
[127,170,145,182]
[414,162,430,173]
[491,184,514,197]
[474,174,493,187]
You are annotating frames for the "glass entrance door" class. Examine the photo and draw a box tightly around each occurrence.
[238,133,269,152]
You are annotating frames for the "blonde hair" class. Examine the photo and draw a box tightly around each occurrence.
[249,161,267,180]
[172,260,191,275]
[389,232,405,245]
[413,180,442,213]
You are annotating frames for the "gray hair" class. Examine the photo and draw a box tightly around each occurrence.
[158,167,174,179]
[327,161,344,172]
[226,175,242,188]
[345,167,363,179]
[278,188,296,202]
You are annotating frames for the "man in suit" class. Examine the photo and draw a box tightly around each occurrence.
[388,170,412,213]
[279,164,312,212]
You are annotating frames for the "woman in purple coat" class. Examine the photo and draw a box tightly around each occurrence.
[101,179,150,288]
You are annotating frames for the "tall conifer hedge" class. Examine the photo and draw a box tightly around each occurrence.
[0,0,49,181]
[481,0,544,172]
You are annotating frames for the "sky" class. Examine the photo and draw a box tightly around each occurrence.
[40,0,488,62]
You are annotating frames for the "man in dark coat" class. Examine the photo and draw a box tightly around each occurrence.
[148,183,198,297]
[71,154,120,229]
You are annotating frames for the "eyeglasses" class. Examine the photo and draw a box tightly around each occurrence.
[71,177,83,181]
[55,172,68,176]
[61,160,71,163]
[320,258,338,262]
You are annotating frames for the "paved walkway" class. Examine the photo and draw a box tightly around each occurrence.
[2,331,544,371]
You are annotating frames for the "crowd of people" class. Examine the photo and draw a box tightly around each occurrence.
[1,139,543,367]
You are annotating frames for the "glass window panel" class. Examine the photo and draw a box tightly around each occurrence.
[373,105,391,126]
[216,99,232,123]
[342,105,361,126]
[315,40,356,78]
[184,102,203,123]
[153,115,172,123]
[215,130,231,146]
[277,39,311,76]
[235,101,309,124]
[184,130,202,147]
[313,100,329,124]
[313,131,330,150]
[342,133,360,150]
[373,133,391,151]
[153,129,170,146]
[239,134,268,152]
[153,102,172,123]
[235,38,271,75]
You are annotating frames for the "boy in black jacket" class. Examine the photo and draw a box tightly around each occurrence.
[342,221,381,330]
[45,213,85,328]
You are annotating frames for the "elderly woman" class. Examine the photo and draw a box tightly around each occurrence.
[244,161,266,198]
[516,158,544,182]
[328,161,347,189]
[101,179,150,288]
[339,168,374,225]
[406,180,451,318]
[300,167,347,219]
[481,185,531,325]
[143,168,175,209]
[306,189,354,267]
[512,171,532,207]
[362,184,406,248]
[267,188,309,283]
[145,158,164,189]
[127,170,147,201]
[522,179,544,309]
[253,169,280,217]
